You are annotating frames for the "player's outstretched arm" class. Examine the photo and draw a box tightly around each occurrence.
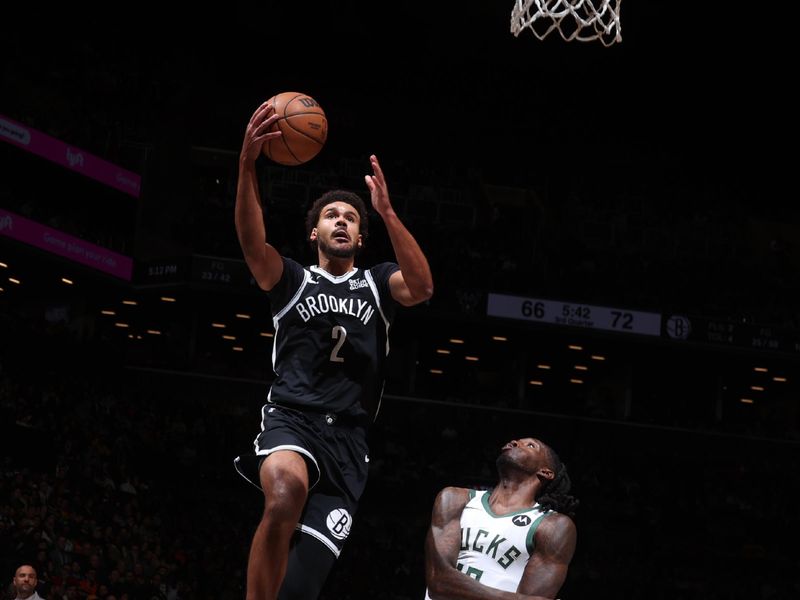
[364,154,433,306]
[425,488,559,600]
[235,101,285,291]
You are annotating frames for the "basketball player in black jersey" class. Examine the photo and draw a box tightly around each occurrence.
[234,100,434,600]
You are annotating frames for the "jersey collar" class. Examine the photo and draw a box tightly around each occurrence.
[310,265,359,283]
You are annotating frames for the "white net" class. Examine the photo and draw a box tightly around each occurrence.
[511,0,622,46]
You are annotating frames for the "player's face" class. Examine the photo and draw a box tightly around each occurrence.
[497,437,549,471]
[311,202,363,259]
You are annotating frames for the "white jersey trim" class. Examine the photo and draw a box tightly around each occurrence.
[364,268,391,421]
[310,265,358,283]
[271,270,312,374]
[297,524,341,557]
[234,430,321,491]
[273,269,312,322]
[364,269,391,354]
[232,456,262,491]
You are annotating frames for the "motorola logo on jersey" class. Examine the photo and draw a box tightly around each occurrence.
[512,515,532,527]
[326,508,352,540]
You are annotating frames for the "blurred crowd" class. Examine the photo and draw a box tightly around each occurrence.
[3,33,799,333]
[2,309,799,600]
[4,141,798,339]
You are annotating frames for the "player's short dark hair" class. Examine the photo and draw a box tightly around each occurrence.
[538,445,579,519]
[305,190,369,248]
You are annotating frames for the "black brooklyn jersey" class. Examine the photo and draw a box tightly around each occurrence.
[266,257,400,421]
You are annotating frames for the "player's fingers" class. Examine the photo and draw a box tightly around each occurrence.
[369,154,385,181]
[248,102,267,125]
[251,102,276,126]
[253,128,283,148]
[253,114,279,137]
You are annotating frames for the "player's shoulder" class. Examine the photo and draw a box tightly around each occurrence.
[537,511,577,540]
[281,256,308,274]
[438,485,472,498]
[365,261,400,276]
[532,511,577,561]
[431,486,473,522]
[435,486,472,508]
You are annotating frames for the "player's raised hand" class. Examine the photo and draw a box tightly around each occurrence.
[241,102,282,165]
[364,154,395,217]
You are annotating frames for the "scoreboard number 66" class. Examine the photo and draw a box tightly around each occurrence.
[521,300,545,319]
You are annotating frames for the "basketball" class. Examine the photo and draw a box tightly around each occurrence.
[262,91,328,166]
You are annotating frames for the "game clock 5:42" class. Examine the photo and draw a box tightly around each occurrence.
[488,293,662,337]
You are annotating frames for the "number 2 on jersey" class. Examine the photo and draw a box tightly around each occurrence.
[330,325,347,363]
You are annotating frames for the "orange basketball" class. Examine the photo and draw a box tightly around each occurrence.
[262,91,328,166]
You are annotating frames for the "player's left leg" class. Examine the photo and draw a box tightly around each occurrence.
[278,532,337,600]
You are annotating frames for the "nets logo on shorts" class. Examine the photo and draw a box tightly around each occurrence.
[326,508,353,540]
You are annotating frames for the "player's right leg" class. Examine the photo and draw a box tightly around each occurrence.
[246,450,309,600]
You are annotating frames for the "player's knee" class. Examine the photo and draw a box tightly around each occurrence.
[261,454,308,496]
[261,473,307,522]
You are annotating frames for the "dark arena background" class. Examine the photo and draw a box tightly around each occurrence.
[2,3,798,599]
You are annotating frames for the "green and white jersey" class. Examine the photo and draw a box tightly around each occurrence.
[425,489,552,598]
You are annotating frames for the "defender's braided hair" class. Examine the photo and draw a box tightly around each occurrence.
[537,445,579,518]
